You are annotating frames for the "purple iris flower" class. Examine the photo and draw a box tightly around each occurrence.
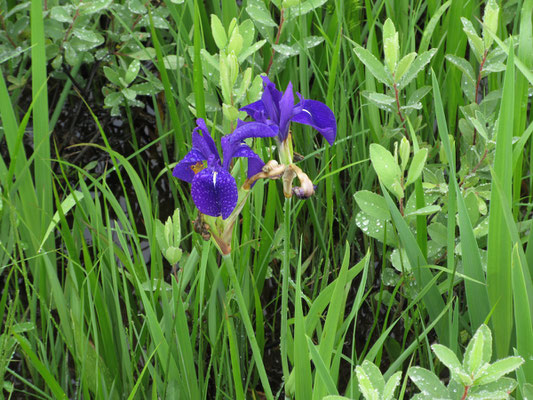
[240,76,337,145]
[172,118,277,219]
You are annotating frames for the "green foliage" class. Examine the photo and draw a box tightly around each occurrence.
[410,324,523,399]
[357,325,523,400]
[369,143,404,200]
[204,14,264,123]
[356,360,402,400]
[353,17,436,120]
[155,208,183,266]
[1,0,533,398]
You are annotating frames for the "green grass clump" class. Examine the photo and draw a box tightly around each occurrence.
[1,0,532,398]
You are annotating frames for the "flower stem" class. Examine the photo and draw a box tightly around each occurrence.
[222,254,274,400]
[280,197,291,384]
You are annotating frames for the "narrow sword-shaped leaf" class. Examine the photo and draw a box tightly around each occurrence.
[487,39,515,358]
[432,70,490,333]
[381,184,448,344]
[294,242,312,400]
[511,245,533,383]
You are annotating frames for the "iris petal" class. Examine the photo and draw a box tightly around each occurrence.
[277,81,295,141]
[291,99,337,145]
[192,118,220,161]
[247,156,266,179]
[229,143,265,178]
[261,76,283,103]
[260,76,282,123]
[221,122,277,170]
[191,167,238,219]
[240,100,268,124]
[227,121,278,143]
[172,149,205,183]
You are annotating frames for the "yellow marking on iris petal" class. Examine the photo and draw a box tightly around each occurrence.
[190,162,205,174]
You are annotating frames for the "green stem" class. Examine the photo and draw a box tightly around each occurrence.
[281,197,291,383]
[222,254,273,400]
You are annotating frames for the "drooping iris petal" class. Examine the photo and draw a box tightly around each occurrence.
[277,81,295,141]
[247,156,266,179]
[191,167,238,219]
[227,121,278,144]
[240,100,268,124]
[291,99,337,145]
[192,119,220,162]
[229,143,266,178]
[221,122,277,175]
[172,149,205,183]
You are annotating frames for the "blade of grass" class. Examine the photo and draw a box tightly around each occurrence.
[0,61,40,245]
[223,254,274,400]
[513,0,533,219]
[30,0,51,239]
[172,279,202,397]
[128,267,183,392]
[511,245,533,384]
[281,197,292,383]
[407,123,429,266]
[419,1,451,54]
[305,253,368,337]
[225,306,245,400]
[313,244,351,399]
[443,0,472,135]
[487,38,515,358]
[12,333,68,399]
[126,345,160,400]
[490,167,533,344]
[148,8,184,154]
[340,251,371,398]
[487,28,533,86]
[306,336,339,396]
[381,184,448,344]
[254,179,279,293]
[193,0,206,119]
[384,300,452,380]
[512,119,533,171]
[365,269,445,364]
[431,70,490,333]
[294,240,312,400]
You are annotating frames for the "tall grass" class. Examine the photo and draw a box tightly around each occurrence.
[1,0,532,398]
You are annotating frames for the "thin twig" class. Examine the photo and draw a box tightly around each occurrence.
[62,1,83,49]
[473,50,488,145]
[393,81,409,140]
[266,8,285,75]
